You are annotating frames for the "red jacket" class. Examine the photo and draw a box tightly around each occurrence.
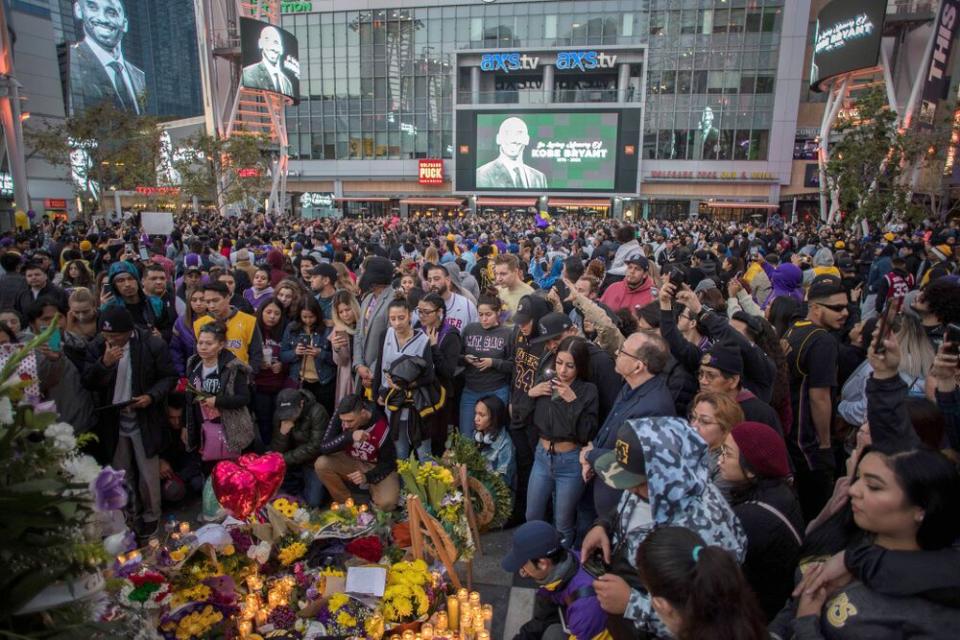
[600,277,654,313]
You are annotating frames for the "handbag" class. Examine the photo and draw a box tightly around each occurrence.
[200,420,240,461]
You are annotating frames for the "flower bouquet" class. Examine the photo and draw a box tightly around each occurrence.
[314,592,374,637]
[397,458,474,560]
[315,497,377,539]
[0,321,119,635]
[381,559,443,631]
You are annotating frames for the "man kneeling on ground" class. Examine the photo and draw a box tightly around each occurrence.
[314,392,399,511]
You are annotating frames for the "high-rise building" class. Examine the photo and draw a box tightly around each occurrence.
[281,0,809,219]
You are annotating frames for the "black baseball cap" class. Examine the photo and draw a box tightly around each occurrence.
[309,263,338,280]
[808,275,845,301]
[530,312,573,344]
[595,422,647,490]
[624,253,649,270]
[701,344,743,377]
[275,389,304,421]
[512,295,552,326]
[501,520,563,573]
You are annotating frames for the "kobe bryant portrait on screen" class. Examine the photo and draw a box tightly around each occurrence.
[242,25,294,96]
[68,0,145,115]
[476,117,548,189]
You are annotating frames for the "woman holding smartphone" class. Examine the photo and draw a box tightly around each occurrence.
[526,336,599,546]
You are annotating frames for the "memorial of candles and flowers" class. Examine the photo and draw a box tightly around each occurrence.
[0,328,510,639]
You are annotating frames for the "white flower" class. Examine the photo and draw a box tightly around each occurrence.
[61,454,101,484]
[247,540,271,564]
[293,508,310,525]
[44,422,77,451]
[0,396,13,425]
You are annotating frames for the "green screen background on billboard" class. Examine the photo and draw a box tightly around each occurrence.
[474,112,619,190]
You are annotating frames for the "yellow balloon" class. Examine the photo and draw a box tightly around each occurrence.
[14,210,27,230]
[540,211,551,221]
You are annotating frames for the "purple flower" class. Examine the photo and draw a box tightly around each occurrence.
[91,467,127,512]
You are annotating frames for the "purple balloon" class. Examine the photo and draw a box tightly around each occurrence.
[26,210,35,219]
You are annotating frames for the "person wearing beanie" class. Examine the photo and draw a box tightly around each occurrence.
[352,256,396,396]
[82,305,178,542]
[719,421,803,621]
[101,260,171,336]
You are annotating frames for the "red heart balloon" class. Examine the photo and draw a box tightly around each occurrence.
[237,452,286,511]
[212,460,259,520]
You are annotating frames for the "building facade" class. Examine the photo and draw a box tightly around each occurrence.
[282,0,810,219]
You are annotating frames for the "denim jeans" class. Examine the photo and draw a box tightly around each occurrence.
[391,408,433,461]
[525,443,585,546]
[280,464,326,508]
[459,385,511,438]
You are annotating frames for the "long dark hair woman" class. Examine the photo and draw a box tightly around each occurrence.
[637,526,768,640]
[280,295,335,415]
[253,298,288,447]
[526,335,598,546]
[416,292,461,455]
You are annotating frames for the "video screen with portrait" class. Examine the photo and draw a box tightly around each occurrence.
[239,17,301,103]
[472,112,619,191]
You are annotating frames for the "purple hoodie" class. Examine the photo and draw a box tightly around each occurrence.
[244,286,274,311]
[760,261,804,309]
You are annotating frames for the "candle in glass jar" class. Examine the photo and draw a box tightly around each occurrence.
[469,591,480,606]
[477,633,490,640]
[436,611,449,631]
[179,521,191,534]
[446,595,459,629]
[267,590,281,607]
[402,631,415,640]
[330,502,340,511]
[256,609,268,626]
[457,588,469,601]
[359,503,368,512]
[238,620,252,637]
[345,497,355,509]
[420,622,434,640]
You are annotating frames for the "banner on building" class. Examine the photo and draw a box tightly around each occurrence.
[918,0,960,129]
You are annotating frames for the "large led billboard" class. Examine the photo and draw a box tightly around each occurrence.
[239,17,300,103]
[810,0,887,91]
[458,111,630,192]
[67,0,146,116]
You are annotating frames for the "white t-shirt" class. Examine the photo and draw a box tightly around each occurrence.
[444,292,478,331]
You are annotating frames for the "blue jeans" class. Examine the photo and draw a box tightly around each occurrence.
[281,464,326,508]
[525,443,585,547]
[391,408,433,461]
[459,385,511,438]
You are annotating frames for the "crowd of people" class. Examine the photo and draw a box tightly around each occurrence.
[3,209,960,639]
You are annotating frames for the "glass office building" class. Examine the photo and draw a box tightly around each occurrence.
[282,0,808,219]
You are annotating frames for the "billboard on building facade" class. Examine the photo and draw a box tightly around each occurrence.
[239,17,300,103]
[471,112,619,191]
[810,0,887,92]
[66,0,146,116]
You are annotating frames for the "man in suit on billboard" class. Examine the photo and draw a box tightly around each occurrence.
[242,25,293,96]
[69,0,145,115]
[476,117,548,189]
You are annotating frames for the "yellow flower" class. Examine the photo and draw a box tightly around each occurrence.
[277,541,307,566]
[336,611,357,628]
[394,597,413,619]
[170,546,189,562]
[328,593,349,612]
[220,544,235,556]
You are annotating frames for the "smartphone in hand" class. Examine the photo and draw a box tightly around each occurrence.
[873,297,902,354]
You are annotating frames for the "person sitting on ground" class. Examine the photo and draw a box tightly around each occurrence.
[314,393,400,511]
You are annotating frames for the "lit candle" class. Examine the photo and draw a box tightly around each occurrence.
[179,522,191,534]
[359,503,368,512]
[345,497,355,509]
[247,574,263,591]
[460,611,472,632]
[457,588,469,601]
[477,633,490,640]
[402,631,415,640]
[469,592,480,607]
[238,620,252,637]
[170,532,181,541]
[255,609,268,626]
[421,622,434,640]
[481,604,493,630]
[330,502,340,511]
[267,590,281,607]
[436,611,448,632]
[446,595,459,630]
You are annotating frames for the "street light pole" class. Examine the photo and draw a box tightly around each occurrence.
[0,3,30,215]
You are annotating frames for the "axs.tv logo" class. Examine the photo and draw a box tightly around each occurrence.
[480,52,540,72]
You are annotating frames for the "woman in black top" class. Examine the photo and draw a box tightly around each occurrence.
[526,336,599,546]
[416,292,461,454]
[719,421,804,621]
